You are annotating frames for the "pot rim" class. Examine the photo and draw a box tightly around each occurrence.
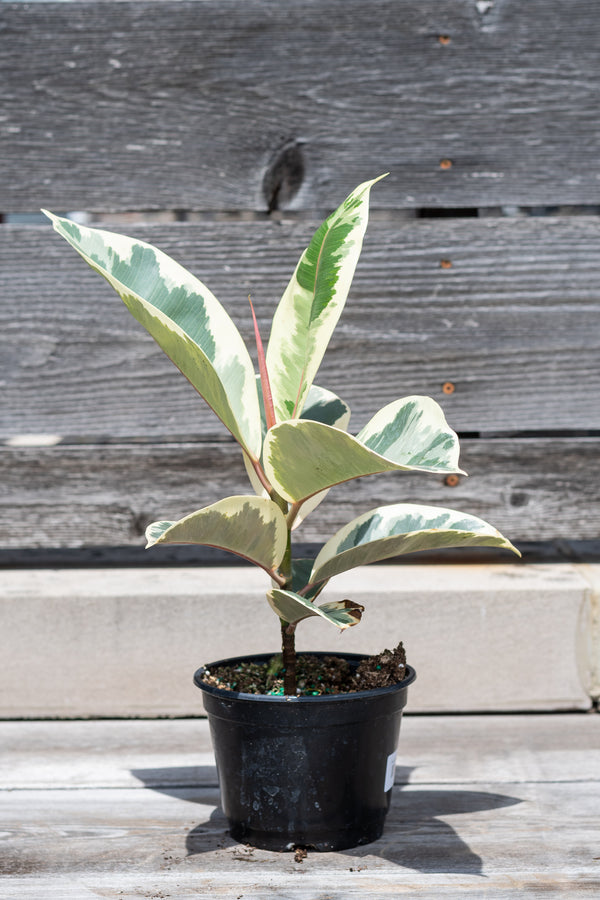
[194,650,416,704]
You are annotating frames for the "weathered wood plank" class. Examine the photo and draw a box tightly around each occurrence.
[3,0,600,211]
[3,216,600,438]
[1,437,598,546]
[2,715,599,789]
[0,785,597,879]
[2,870,599,900]
[0,717,598,897]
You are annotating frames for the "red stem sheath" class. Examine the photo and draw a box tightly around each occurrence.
[249,296,277,431]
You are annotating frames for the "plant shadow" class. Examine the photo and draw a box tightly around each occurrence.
[131,764,522,874]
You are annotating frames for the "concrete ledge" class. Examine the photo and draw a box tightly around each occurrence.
[580,563,600,701]
[1,564,595,717]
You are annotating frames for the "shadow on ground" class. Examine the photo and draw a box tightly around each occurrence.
[131,764,521,875]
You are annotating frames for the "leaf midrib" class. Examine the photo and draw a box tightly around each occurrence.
[291,216,336,418]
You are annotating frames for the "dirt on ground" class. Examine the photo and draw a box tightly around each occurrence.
[200,643,407,696]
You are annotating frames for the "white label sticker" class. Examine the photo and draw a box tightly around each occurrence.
[384,750,397,792]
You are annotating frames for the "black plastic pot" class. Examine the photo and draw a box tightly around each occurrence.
[194,652,416,851]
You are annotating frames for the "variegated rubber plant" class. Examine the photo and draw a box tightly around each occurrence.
[44,176,519,694]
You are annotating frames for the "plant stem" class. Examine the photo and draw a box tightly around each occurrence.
[281,621,297,696]
[268,491,298,695]
[279,534,298,694]
[250,457,274,495]
[286,501,302,530]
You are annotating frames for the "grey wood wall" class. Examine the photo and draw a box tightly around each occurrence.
[2,0,599,554]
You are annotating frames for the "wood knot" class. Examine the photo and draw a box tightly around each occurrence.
[262,141,305,213]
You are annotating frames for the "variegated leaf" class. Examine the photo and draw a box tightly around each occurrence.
[266,175,386,422]
[242,382,351,505]
[290,558,328,601]
[291,384,351,528]
[310,503,521,584]
[267,588,364,628]
[145,496,287,576]
[145,521,174,545]
[357,396,462,471]
[318,599,365,628]
[300,384,351,430]
[44,212,262,459]
[242,375,270,497]
[263,396,464,504]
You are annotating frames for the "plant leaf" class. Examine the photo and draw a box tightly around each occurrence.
[242,382,351,503]
[291,384,352,528]
[317,599,365,627]
[300,384,351,430]
[242,374,270,496]
[267,588,364,628]
[310,503,521,583]
[145,495,288,576]
[263,396,464,504]
[44,212,262,459]
[290,558,328,601]
[266,175,386,422]
[357,396,462,471]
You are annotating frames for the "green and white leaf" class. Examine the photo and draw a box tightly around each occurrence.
[310,503,521,584]
[242,375,269,497]
[357,396,462,471]
[290,558,328,602]
[318,599,365,628]
[300,384,351,430]
[263,396,464,504]
[291,384,352,527]
[266,175,385,423]
[44,212,262,459]
[242,383,351,509]
[267,588,364,628]
[145,495,288,576]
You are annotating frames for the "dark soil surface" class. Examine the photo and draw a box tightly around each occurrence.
[200,643,407,696]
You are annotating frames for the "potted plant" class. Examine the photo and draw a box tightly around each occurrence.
[44,175,518,852]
